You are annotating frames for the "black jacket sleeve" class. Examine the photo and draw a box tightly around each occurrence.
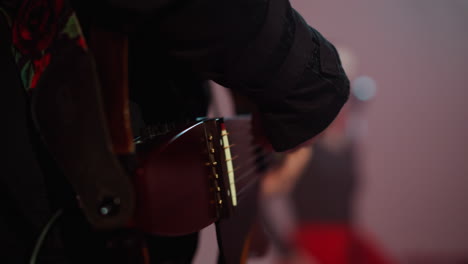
[109,0,350,152]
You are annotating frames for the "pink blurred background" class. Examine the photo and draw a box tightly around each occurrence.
[197,1,468,263]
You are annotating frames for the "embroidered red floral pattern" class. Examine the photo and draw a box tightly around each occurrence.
[12,0,64,56]
[2,0,87,90]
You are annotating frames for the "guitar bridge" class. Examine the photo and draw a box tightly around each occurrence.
[203,118,237,219]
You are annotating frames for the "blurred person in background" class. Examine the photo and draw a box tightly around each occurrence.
[257,76,397,263]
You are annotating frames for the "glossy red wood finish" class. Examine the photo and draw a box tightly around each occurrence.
[133,122,218,236]
[132,116,272,249]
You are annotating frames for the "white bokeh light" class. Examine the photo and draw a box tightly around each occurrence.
[352,75,377,101]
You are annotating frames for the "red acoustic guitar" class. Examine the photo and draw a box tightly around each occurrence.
[133,116,273,263]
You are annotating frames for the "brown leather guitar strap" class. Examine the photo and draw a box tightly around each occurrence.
[29,8,135,229]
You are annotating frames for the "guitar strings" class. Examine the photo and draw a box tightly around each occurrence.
[235,153,276,199]
[237,178,259,201]
[233,153,275,184]
[232,153,274,184]
[215,154,267,198]
[233,156,276,199]
[235,151,274,183]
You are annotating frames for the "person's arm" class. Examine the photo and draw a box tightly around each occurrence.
[112,0,350,152]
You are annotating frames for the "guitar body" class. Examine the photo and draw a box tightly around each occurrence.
[133,120,218,236]
[132,116,271,263]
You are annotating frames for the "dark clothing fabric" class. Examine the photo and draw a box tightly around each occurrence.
[74,0,349,151]
[0,0,349,263]
[0,13,73,263]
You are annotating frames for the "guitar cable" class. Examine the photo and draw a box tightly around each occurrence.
[29,208,64,264]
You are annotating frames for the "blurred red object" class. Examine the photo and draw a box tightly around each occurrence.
[288,224,397,264]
